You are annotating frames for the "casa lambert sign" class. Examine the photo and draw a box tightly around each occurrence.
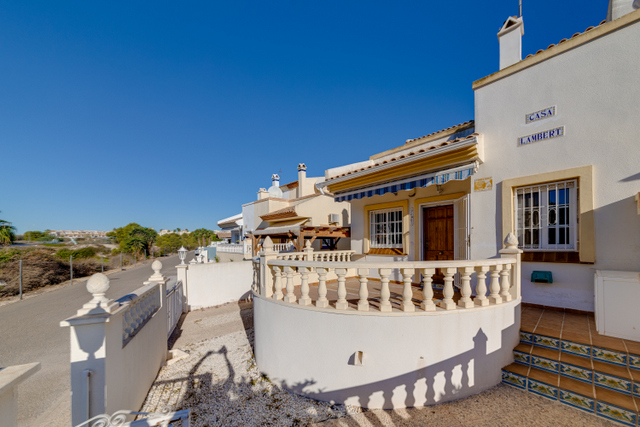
[518,105,564,146]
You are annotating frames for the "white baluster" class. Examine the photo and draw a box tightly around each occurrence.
[457,266,474,309]
[335,268,348,310]
[488,264,503,304]
[357,268,369,311]
[500,263,513,302]
[401,268,415,312]
[379,268,392,312]
[474,266,490,307]
[273,266,283,300]
[284,266,296,303]
[421,268,436,311]
[298,267,311,306]
[316,267,328,308]
[439,267,457,310]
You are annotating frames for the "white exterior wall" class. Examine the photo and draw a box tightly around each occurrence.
[185,261,254,310]
[473,19,640,311]
[254,295,520,409]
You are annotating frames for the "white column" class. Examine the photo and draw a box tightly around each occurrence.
[488,264,503,305]
[298,267,311,306]
[0,363,40,427]
[457,266,474,308]
[439,267,457,310]
[304,240,314,261]
[316,267,329,308]
[379,268,392,312]
[500,232,523,300]
[357,268,369,311]
[421,268,436,311]
[335,268,348,310]
[401,268,415,312]
[284,266,296,303]
[474,266,490,307]
[500,263,513,302]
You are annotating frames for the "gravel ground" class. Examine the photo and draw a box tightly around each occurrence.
[140,303,615,427]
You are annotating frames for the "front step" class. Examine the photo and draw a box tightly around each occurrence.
[502,307,640,426]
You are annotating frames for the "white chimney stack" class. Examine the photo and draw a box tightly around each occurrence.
[271,174,280,187]
[607,0,640,21]
[497,16,524,70]
[297,163,307,197]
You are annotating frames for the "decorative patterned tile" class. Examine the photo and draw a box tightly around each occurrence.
[596,401,637,426]
[433,282,444,290]
[559,389,594,413]
[514,351,530,366]
[528,379,558,400]
[531,355,559,373]
[560,340,591,358]
[594,372,631,394]
[628,354,640,371]
[633,382,640,397]
[560,363,592,383]
[593,347,627,367]
[520,331,534,344]
[534,334,560,350]
[502,370,526,389]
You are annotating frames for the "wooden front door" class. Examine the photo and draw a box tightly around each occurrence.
[423,205,454,261]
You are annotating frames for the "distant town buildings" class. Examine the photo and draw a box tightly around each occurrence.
[48,230,108,239]
[158,229,190,236]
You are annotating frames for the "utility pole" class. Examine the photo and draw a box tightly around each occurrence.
[120,253,123,271]
[100,255,104,273]
[70,255,73,285]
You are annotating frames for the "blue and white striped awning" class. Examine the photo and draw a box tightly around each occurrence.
[334,162,477,202]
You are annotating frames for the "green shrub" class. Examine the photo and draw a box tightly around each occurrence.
[56,247,97,260]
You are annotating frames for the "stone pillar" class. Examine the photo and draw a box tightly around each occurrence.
[176,264,189,312]
[259,237,277,298]
[60,273,119,426]
[499,232,523,300]
[304,239,314,261]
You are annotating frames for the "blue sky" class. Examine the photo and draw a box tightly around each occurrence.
[1,1,606,233]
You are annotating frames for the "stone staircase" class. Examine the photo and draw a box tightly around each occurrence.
[501,306,640,426]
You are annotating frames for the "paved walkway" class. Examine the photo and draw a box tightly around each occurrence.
[142,302,615,426]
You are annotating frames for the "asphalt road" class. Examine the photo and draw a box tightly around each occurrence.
[0,253,184,427]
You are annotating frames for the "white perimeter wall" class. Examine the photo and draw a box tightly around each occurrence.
[254,294,520,409]
[472,19,640,311]
[186,261,254,310]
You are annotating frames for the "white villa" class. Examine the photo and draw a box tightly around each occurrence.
[216,213,243,244]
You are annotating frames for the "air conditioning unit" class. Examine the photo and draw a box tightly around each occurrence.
[329,213,340,224]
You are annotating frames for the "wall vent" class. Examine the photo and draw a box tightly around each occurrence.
[329,213,340,224]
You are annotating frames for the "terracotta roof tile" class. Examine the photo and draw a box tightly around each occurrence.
[404,120,474,144]
[325,132,479,182]
[260,206,298,221]
[524,20,607,59]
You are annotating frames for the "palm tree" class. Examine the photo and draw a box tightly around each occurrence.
[0,213,17,246]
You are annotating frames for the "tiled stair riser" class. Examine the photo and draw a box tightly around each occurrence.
[593,347,628,367]
[560,363,592,384]
[594,372,632,394]
[502,373,639,426]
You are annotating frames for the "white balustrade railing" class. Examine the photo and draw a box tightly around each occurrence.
[256,234,522,315]
[166,280,184,338]
[213,243,247,254]
[119,284,161,346]
[273,243,295,252]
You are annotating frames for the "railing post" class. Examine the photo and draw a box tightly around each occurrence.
[335,268,348,310]
[0,363,40,427]
[298,266,311,306]
[259,237,276,298]
[304,240,314,261]
[474,266,490,307]
[500,264,513,302]
[500,232,523,300]
[316,267,329,308]
[457,266,474,308]
[439,267,457,310]
[420,268,436,311]
[357,268,369,311]
[379,268,392,312]
[284,266,297,303]
[488,264,503,305]
[401,268,415,312]
[176,264,188,312]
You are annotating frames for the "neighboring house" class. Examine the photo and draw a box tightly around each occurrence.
[243,163,351,254]
[158,229,190,236]
[49,230,108,238]
[319,2,640,314]
[217,213,243,243]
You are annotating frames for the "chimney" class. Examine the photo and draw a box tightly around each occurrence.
[271,174,280,187]
[297,163,307,197]
[497,16,524,70]
[607,0,640,21]
[257,188,268,200]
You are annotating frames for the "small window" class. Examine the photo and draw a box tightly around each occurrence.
[514,180,578,251]
[369,208,403,249]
